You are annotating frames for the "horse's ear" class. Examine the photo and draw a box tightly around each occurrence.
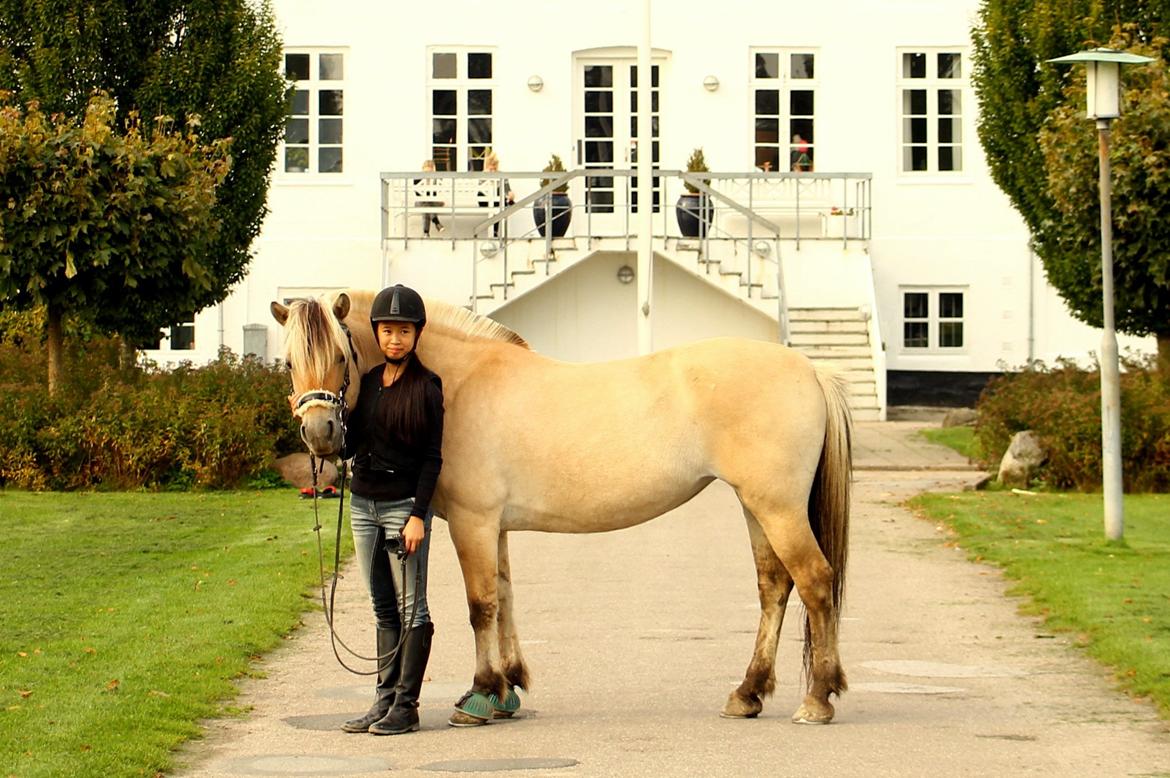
[271,301,289,325]
[333,293,351,322]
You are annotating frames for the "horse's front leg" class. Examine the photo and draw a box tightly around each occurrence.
[447,511,508,727]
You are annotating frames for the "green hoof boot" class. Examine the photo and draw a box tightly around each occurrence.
[489,687,521,719]
[448,690,492,727]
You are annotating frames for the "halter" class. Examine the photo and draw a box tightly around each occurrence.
[291,324,359,422]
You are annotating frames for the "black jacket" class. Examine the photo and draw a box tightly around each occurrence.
[342,363,444,515]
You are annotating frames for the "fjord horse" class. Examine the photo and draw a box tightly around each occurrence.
[271,290,852,724]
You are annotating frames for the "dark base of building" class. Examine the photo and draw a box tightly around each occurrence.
[887,370,1000,408]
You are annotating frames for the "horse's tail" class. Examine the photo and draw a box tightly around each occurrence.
[804,367,853,688]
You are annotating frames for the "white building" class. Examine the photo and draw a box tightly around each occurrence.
[144,0,1155,419]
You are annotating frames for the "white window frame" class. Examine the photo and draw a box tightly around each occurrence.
[900,287,967,353]
[897,48,965,175]
[427,47,496,172]
[749,48,818,173]
[281,49,346,176]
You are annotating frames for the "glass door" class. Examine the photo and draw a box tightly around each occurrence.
[576,58,661,234]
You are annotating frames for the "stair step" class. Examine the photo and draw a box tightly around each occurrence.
[789,333,870,346]
[789,319,869,334]
[851,407,883,422]
[511,269,536,276]
[797,345,871,358]
[789,307,867,321]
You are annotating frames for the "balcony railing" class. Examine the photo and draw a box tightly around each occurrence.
[380,168,871,250]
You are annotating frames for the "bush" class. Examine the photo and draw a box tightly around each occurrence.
[976,358,1170,492]
[0,338,300,490]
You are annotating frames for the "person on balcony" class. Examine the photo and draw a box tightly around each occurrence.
[478,149,513,238]
[414,160,445,237]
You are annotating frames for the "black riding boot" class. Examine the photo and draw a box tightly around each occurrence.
[340,625,400,732]
[370,621,433,735]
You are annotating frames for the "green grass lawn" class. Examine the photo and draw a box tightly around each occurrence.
[0,490,352,778]
[918,425,984,462]
[909,491,1170,717]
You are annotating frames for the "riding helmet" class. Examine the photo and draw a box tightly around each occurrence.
[370,284,427,336]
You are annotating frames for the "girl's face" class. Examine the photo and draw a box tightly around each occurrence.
[377,321,418,361]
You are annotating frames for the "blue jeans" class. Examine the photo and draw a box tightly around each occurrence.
[350,494,432,629]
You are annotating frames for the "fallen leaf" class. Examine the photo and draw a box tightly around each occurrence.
[83,647,96,655]
[18,690,32,699]
[17,652,27,658]
[79,744,91,752]
[105,679,120,692]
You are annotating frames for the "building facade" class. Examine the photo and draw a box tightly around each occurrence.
[142,0,1156,417]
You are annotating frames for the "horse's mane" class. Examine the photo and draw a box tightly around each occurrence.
[423,299,530,350]
[282,297,350,387]
[339,290,530,351]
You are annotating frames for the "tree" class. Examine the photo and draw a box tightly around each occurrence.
[972,2,1170,373]
[0,95,230,393]
[0,0,288,346]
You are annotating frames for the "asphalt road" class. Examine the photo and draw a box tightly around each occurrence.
[175,425,1170,777]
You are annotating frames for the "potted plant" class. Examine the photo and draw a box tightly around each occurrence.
[676,147,713,238]
[533,154,572,238]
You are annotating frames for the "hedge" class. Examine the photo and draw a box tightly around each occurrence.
[975,358,1170,492]
[0,338,300,490]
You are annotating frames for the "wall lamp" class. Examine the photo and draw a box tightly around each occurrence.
[703,75,719,92]
[617,265,635,284]
[527,75,544,92]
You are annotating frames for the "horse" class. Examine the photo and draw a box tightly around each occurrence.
[270,289,852,725]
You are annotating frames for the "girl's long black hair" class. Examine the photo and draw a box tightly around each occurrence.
[377,345,436,449]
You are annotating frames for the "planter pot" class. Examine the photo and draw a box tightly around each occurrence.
[534,193,572,238]
[676,192,713,238]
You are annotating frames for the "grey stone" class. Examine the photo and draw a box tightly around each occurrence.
[419,758,579,773]
[941,407,978,428]
[221,754,391,775]
[997,430,1047,488]
[274,453,338,489]
[851,682,967,695]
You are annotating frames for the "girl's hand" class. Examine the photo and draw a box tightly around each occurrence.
[403,515,425,555]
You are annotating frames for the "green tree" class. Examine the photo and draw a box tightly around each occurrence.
[972,2,1170,373]
[0,95,230,393]
[0,0,288,346]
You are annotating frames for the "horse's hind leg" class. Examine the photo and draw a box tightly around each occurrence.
[496,532,530,696]
[722,508,795,719]
[741,496,844,724]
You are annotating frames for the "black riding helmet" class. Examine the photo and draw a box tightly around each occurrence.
[370,284,427,335]
[370,285,426,365]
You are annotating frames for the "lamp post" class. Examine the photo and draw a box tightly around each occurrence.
[1047,49,1153,541]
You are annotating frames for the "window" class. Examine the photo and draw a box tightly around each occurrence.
[901,289,965,350]
[283,51,345,174]
[751,49,816,172]
[428,48,495,171]
[898,49,964,173]
[149,316,195,351]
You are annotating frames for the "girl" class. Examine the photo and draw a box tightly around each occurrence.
[339,284,444,735]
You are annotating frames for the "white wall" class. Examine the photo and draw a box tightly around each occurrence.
[144,0,1156,371]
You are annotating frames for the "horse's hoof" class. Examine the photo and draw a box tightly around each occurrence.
[448,709,489,728]
[489,687,521,719]
[720,691,762,719]
[791,699,834,725]
[448,690,492,727]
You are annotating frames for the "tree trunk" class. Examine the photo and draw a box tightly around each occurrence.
[118,336,137,372]
[1158,331,1170,378]
[46,301,63,395]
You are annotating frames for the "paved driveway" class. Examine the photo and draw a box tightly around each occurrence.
[176,424,1170,777]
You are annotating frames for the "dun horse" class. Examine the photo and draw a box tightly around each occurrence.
[271,290,852,725]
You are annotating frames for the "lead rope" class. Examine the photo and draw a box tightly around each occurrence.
[309,453,421,675]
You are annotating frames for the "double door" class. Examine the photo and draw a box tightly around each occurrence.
[576,58,662,232]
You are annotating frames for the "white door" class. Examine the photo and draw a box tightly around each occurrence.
[575,58,661,234]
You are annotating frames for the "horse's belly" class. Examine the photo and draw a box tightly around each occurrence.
[500,474,714,534]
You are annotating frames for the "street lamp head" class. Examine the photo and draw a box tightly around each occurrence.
[1048,48,1155,120]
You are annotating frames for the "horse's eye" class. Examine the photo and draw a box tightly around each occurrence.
[337,354,346,365]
